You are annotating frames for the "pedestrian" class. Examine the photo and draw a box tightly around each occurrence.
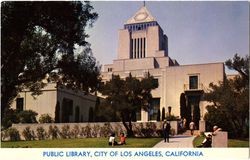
[163,119,171,143]
[183,118,187,129]
[108,132,117,146]
[212,125,222,136]
[118,132,126,145]
[189,121,195,135]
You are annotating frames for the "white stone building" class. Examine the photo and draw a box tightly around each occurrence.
[11,83,97,123]
[101,6,225,125]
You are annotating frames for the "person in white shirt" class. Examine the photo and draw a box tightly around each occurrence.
[108,132,117,146]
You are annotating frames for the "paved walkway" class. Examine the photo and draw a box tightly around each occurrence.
[153,135,195,148]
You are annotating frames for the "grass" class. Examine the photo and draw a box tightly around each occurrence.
[228,139,249,147]
[193,135,205,147]
[193,135,249,148]
[1,137,162,148]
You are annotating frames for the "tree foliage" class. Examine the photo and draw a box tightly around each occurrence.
[99,73,158,137]
[1,1,100,121]
[180,93,187,119]
[204,54,249,138]
[39,114,53,123]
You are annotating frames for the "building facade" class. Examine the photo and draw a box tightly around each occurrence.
[11,83,97,123]
[101,6,225,124]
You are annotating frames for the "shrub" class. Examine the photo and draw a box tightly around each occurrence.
[39,114,54,123]
[36,126,46,140]
[166,115,178,121]
[2,109,19,129]
[92,124,100,137]
[48,125,59,139]
[18,110,38,123]
[156,129,163,137]
[140,122,156,138]
[60,125,71,139]
[100,123,112,137]
[22,127,35,140]
[71,125,80,138]
[5,127,20,141]
[83,124,91,138]
[1,131,7,141]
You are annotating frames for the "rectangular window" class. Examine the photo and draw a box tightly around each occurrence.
[16,98,24,112]
[189,76,198,89]
[153,78,159,87]
[149,98,160,121]
[137,38,140,58]
[143,38,146,58]
[134,38,137,58]
[140,38,143,58]
[130,39,133,59]
[136,108,141,121]
[108,68,113,72]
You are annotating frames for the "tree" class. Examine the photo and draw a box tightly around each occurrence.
[54,101,60,123]
[100,73,158,137]
[161,107,165,121]
[180,93,187,119]
[1,2,100,121]
[156,109,160,121]
[204,54,249,138]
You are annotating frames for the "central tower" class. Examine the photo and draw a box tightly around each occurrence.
[103,5,178,73]
[118,6,168,60]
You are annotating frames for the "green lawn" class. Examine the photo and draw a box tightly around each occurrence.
[1,137,162,148]
[193,135,249,148]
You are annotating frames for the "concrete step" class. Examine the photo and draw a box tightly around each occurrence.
[182,130,200,136]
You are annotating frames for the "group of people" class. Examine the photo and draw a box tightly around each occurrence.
[108,132,126,146]
[108,120,221,148]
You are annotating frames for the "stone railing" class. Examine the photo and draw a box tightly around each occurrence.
[204,131,228,147]
[212,131,228,147]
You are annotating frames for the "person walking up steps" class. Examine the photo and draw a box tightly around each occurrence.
[163,119,171,143]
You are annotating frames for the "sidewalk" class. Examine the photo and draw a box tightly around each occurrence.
[153,135,195,148]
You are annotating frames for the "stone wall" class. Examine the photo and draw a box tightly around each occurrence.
[2,121,178,141]
[212,131,228,147]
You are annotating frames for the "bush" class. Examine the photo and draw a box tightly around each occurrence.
[71,125,80,138]
[22,127,35,140]
[92,124,100,137]
[18,110,38,123]
[100,123,112,137]
[83,124,91,138]
[166,115,178,121]
[5,127,20,141]
[39,114,54,123]
[1,109,19,130]
[36,126,46,140]
[48,125,59,139]
[60,125,71,139]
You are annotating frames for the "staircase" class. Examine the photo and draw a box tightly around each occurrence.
[181,130,200,136]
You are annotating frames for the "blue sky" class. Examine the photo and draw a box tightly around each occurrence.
[86,1,249,72]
